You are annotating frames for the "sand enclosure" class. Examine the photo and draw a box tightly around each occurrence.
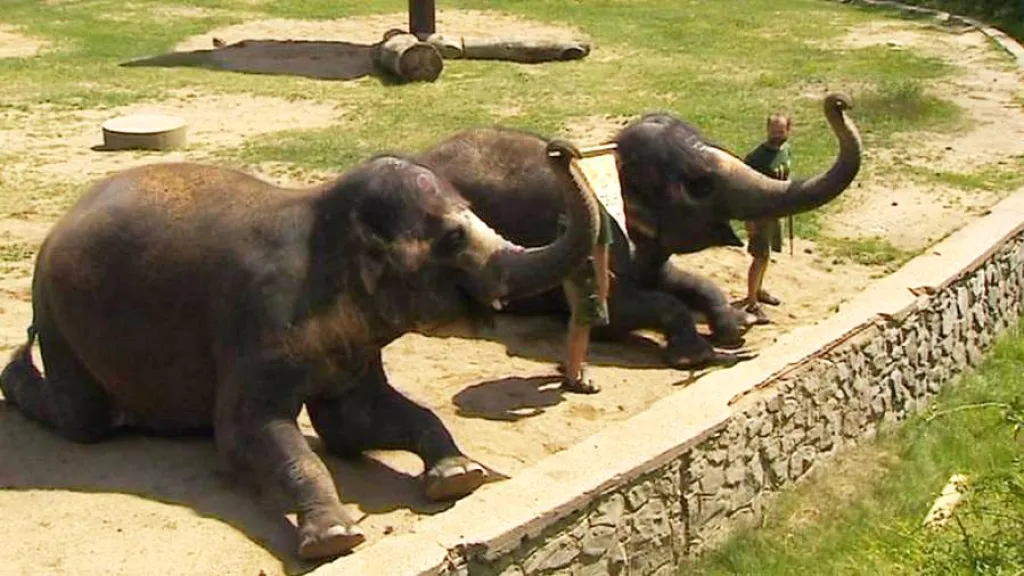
[1,11,1024,576]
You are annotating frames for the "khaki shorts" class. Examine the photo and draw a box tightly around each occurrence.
[562,257,610,327]
[745,218,783,257]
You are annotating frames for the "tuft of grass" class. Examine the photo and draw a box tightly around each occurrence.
[910,155,1024,193]
[684,320,1024,576]
[852,79,969,146]
[0,243,37,263]
[821,235,917,268]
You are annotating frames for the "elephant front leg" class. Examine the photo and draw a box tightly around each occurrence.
[307,354,487,502]
[216,376,365,560]
[602,282,756,370]
[658,262,751,349]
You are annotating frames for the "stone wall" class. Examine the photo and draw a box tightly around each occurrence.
[437,231,1023,576]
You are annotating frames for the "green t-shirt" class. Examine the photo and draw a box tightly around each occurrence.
[744,141,791,181]
[558,204,614,246]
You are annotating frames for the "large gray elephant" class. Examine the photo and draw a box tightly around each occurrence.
[418,93,863,369]
[0,141,600,560]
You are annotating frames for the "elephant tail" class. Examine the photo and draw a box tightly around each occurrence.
[0,325,42,404]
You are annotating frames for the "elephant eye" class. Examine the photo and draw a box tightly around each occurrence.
[436,226,467,255]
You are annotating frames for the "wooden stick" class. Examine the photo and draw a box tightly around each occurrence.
[548,142,617,159]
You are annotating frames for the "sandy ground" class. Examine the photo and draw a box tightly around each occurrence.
[0,24,49,59]
[0,11,1023,576]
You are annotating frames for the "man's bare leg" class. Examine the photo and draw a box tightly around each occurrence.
[745,253,772,325]
[561,318,599,394]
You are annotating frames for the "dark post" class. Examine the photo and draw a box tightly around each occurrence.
[409,0,436,40]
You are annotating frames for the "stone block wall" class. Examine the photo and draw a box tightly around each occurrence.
[442,233,1024,575]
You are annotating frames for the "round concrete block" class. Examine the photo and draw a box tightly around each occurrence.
[101,114,188,151]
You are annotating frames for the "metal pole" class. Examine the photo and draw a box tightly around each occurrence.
[409,0,436,40]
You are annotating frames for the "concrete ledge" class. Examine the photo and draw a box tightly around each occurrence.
[319,6,1024,575]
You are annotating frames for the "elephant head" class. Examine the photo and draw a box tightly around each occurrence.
[614,93,862,254]
[334,140,601,331]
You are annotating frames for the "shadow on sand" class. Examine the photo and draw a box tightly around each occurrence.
[0,402,462,575]
[439,315,711,422]
[120,38,389,83]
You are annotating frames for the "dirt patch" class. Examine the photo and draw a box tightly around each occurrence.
[0,90,346,185]
[0,24,49,59]
[560,114,632,145]
[0,12,1023,576]
[817,21,1024,250]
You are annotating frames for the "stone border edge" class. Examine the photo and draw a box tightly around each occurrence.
[312,6,1024,575]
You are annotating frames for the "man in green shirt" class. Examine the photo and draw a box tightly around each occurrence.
[740,112,792,325]
[557,203,614,394]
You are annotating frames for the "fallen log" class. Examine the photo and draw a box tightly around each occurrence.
[372,31,443,83]
[426,34,591,63]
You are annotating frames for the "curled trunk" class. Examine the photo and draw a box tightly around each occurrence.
[489,142,602,302]
[712,93,863,221]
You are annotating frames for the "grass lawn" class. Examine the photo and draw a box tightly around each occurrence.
[1,0,964,223]
[685,319,1024,576]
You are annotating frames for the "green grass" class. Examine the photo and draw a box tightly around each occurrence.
[0,0,987,261]
[685,320,1024,576]
[910,155,1024,193]
[822,235,917,268]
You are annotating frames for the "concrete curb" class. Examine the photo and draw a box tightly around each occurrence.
[315,5,1024,575]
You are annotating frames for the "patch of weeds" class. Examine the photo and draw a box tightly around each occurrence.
[685,322,1024,576]
[821,235,916,268]
[910,155,1024,193]
[0,242,36,263]
[853,79,968,145]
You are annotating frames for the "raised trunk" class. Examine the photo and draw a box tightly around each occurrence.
[714,93,863,221]
[490,144,602,302]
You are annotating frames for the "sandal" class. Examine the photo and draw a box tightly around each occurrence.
[556,365,601,394]
[745,303,772,325]
[757,289,781,306]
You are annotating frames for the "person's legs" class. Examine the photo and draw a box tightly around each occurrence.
[757,218,783,306]
[743,220,773,324]
[558,261,605,394]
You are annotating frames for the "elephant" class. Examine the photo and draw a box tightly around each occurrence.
[417,93,863,369]
[0,141,601,560]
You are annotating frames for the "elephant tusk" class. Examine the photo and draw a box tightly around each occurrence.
[490,299,505,311]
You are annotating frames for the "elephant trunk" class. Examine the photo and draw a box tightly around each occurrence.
[489,141,602,303]
[712,93,863,221]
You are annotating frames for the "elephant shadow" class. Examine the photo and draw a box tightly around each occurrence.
[120,38,391,83]
[0,401,459,576]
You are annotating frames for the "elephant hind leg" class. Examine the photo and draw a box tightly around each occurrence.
[0,320,113,443]
[307,355,485,502]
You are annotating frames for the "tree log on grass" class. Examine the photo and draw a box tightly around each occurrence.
[426,34,591,63]
[372,31,443,83]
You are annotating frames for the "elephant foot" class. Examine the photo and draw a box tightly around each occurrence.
[665,343,758,370]
[424,456,487,501]
[708,305,751,349]
[297,514,366,560]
